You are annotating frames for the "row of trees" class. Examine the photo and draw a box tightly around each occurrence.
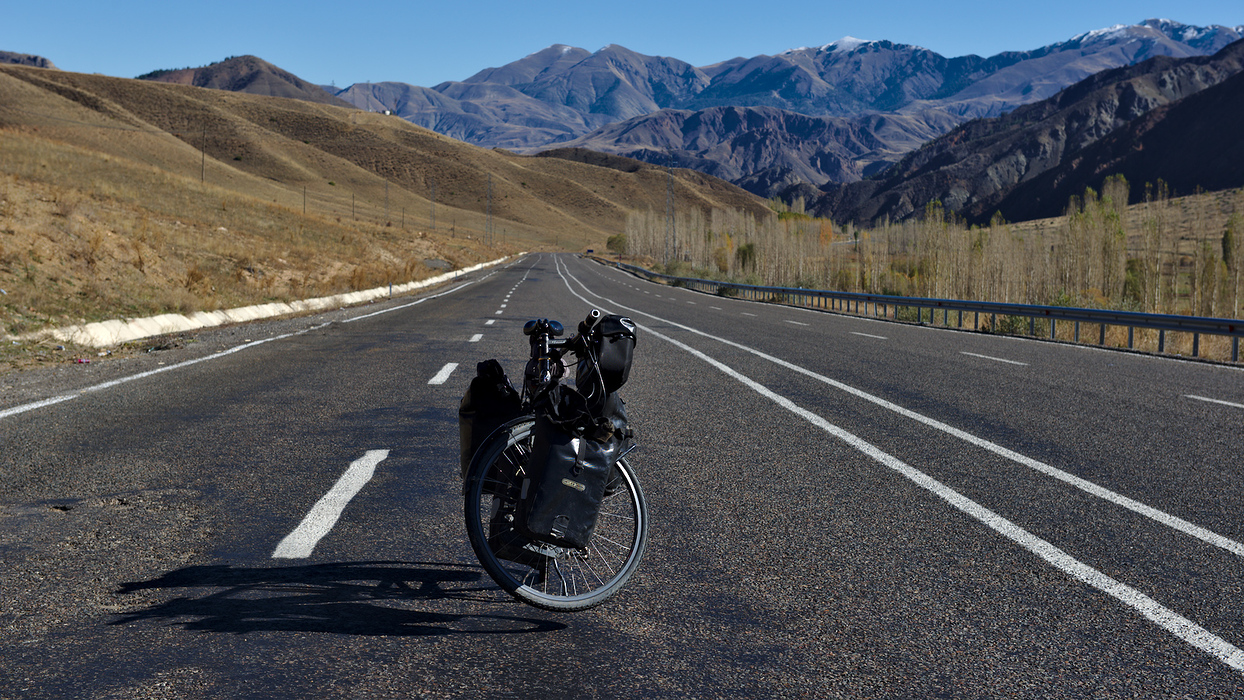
[623,177,1244,322]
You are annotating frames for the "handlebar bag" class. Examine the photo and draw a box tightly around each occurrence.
[520,411,619,550]
[458,359,522,479]
[578,315,636,396]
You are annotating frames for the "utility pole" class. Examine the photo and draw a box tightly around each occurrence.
[665,161,675,265]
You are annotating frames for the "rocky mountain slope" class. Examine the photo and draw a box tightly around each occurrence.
[138,55,353,108]
[795,39,1244,225]
[0,51,57,69]
[326,19,1242,196]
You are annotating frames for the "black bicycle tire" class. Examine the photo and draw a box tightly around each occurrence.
[463,417,648,612]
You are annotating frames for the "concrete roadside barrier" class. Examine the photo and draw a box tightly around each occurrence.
[20,256,513,349]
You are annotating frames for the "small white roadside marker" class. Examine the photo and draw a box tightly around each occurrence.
[428,362,459,384]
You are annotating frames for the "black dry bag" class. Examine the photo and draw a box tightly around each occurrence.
[458,359,522,478]
[576,315,636,403]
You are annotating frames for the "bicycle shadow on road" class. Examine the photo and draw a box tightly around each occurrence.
[109,561,566,636]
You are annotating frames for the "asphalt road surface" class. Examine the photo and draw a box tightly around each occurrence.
[2,253,1243,698]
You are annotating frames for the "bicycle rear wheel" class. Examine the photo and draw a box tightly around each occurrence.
[463,417,648,612]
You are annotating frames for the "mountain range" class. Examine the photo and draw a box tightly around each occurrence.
[10,18,1244,228]
[327,19,1243,198]
[794,38,1244,225]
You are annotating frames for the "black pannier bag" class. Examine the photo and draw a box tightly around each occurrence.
[458,359,522,479]
[520,383,628,549]
[576,315,636,404]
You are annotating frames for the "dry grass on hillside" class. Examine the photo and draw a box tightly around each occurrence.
[0,63,771,374]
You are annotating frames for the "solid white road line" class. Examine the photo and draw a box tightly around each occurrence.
[428,363,458,385]
[0,325,328,422]
[647,320,1244,674]
[344,280,476,324]
[272,450,389,559]
[564,264,1244,560]
[851,332,888,340]
[553,257,1244,673]
[1186,395,1244,409]
[961,351,1029,366]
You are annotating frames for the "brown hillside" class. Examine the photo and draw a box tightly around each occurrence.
[0,63,771,369]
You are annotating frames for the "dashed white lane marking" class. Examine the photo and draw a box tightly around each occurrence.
[851,332,888,340]
[1185,395,1244,409]
[961,351,1028,366]
[688,301,696,305]
[494,310,503,315]
[785,320,809,326]
[485,320,496,326]
[742,312,757,317]
[711,306,723,310]
[428,362,458,384]
[273,450,389,559]
[469,334,483,343]
[500,304,507,308]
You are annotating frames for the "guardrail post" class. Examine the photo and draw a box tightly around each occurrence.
[1193,333,1200,357]
[958,310,963,328]
[1099,324,1106,346]
[1128,326,1134,349]
[1159,330,1166,353]
[1075,321,1081,343]
[1029,317,1036,336]
[1050,319,1056,340]
[1233,337,1239,362]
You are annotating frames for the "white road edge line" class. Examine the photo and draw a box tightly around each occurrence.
[428,362,458,385]
[554,256,1244,673]
[1185,395,1244,409]
[3,272,491,422]
[0,325,328,422]
[962,351,1029,366]
[272,450,389,559]
[563,262,1244,561]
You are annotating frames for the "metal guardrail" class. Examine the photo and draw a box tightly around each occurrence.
[614,262,1243,363]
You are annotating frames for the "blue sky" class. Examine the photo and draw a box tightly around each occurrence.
[4,1,1241,88]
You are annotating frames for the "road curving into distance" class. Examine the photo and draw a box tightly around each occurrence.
[2,253,1243,698]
